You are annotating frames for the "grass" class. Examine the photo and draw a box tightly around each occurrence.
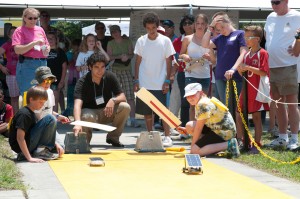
[233,132,300,183]
[0,136,26,191]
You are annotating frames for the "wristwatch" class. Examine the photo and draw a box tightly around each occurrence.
[112,97,117,104]
[295,32,300,40]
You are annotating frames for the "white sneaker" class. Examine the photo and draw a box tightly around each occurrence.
[170,129,180,136]
[126,118,131,127]
[287,138,299,150]
[162,136,173,147]
[266,137,288,148]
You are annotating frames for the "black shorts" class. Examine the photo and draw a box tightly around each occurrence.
[135,90,166,115]
[195,125,225,148]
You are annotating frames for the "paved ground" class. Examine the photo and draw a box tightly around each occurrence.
[2,119,300,199]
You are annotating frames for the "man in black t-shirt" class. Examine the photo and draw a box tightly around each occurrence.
[73,52,130,147]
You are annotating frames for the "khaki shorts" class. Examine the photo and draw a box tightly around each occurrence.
[270,65,298,96]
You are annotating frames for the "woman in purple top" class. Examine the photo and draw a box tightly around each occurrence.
[12,8,50,96]
[202,12,248,116]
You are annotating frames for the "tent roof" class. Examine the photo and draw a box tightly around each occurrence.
[0,0,298,19]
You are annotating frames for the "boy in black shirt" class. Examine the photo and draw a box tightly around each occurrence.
[9,86,58,162]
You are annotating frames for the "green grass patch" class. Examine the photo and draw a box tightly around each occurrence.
[0,136,26,191]
[233,132,300,183]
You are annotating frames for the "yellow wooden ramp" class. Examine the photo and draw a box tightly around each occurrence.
[49,151,292,199]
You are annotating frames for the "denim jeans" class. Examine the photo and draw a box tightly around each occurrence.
[63,84,76,117]
[16,59,47,96]
[29,114,57,153]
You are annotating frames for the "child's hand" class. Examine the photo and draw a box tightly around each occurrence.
[55,143,65,158]
[58,115,70,124]
[28,157,45,163]
[238,63,248,73]
[176,126,188,135]
[96,41,103,50]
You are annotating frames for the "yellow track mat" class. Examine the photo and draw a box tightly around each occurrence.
[49,151,292,199]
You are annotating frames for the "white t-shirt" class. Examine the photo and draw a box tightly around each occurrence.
[185,41,210,79]
[134,34,175,90]
[76,50,94,77]
[34,89,55,119]
[264,9,300,68]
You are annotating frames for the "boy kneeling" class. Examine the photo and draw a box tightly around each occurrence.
[9,86,58,163]
[180,83,240,157]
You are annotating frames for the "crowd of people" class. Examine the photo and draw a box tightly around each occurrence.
[1,0,300,163]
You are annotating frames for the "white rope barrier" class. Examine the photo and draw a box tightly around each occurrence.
[242,76,300,107]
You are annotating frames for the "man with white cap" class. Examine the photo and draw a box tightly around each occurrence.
[179,83,240,157]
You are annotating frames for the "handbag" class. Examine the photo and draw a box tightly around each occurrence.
[64,132,90,154]
[255,75,271,103]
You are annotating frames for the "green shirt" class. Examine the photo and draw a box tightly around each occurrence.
[107,39,132,71]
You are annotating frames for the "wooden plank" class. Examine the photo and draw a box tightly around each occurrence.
[136,87,181,129]
[70,121,116,132]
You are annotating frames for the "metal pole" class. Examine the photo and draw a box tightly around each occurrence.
[189,4,193,15]
[242,72,250,151]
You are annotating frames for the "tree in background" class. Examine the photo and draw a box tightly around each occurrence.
[52,21,95,41]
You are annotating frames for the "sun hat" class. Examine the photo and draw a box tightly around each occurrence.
[32,66,56,84]
[184,83,202,97]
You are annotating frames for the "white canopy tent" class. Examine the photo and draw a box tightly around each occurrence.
[0,0,291,19]
[82,20,130,36]
[0,0,295,10]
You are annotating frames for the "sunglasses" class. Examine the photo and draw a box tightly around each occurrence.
[271,1,281,5]
[27,17,38,20]
[244,36,259,40]
[183,21,193,26]
[43,79,53,84]
[41,15,49,18]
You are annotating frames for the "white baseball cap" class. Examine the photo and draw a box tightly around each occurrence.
[184,83,202,97]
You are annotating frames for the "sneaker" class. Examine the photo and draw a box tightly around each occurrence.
[162,136,173,147]
[268,127,279,138]
[265,137,287,148]
[287,138,299,150]
[33,148,59,160]
[16,153,27,161]
[132,120,141,128]
[227,138,240,158]
[248,146,259,154]
[291,146,300,152]
[170,129,180,136]
[126,118,131,127]
[237,138,244,151]
[126,119,141,128]
[179,134,191,140]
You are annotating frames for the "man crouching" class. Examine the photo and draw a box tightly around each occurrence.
[73,52,130,147]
